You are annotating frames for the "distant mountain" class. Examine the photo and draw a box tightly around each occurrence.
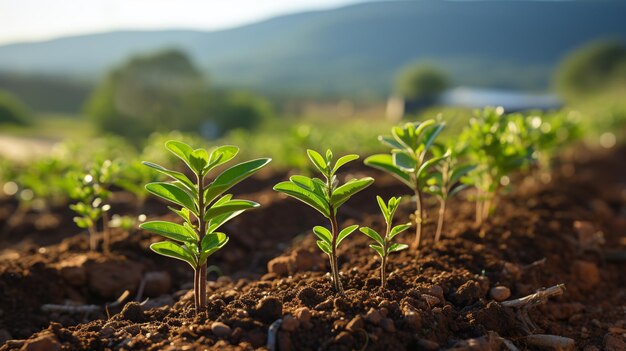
[1,0,626,98]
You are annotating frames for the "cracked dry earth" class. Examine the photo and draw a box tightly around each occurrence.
[1,146,625,350]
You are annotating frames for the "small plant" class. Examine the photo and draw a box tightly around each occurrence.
[69,160,118,252]
[423,149,475,242]
[459,107,533,226]
[274,149,373,294]
[140,140,270,312]
[365,120,446,250]
[359,196,410,289]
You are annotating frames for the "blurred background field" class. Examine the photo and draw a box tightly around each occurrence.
[0,0,625,169]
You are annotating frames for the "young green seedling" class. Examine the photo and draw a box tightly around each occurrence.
[359,196,410,289]
[69,160,118,252]
[274,149,373,294]
[140,140,271,312]
[423,149,475,242]
[459,107,533,226]
[364,120,446,250]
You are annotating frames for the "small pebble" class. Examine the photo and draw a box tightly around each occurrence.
[490,286,511,301]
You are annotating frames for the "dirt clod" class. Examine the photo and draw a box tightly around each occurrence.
[19,332,61,351]
[365,308,383,325]
[254,296,282,322]
[451,280,483,306]
[119,302,146,323]
[346,315,364,332]
[604,333,626,351]
[572,260,600,290]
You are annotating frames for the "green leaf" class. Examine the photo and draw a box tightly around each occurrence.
[316,240,332,255]
[393,151,417,172]
[290,175,326,197]
[142,161,195,190]
[207,209,247,233]
[332,154,359,175]
[204,200,259,222]
[140,221,198,242]
[146,182,197,213]
[450,164,476,185]
[313,226,332,244]
[378,135,404,149]
[330,177,374,208]
[150,241,197,268]
[364,154,413,188]
[169,206,191,223]
[204,158,272,204]
[389,224,411,239]
[206,145,239,171]
[189,149,209,174]
[423,123,445,153]
[201,232,229,251]
[388,243,409,253]
[165,140,195,171]
[273,181,330,217]
[359,227,384,246]
[369,244,385,258]
[325,149,333,163]
[336,224,359,247]
[376,196,389,220]
[307,149,327,174]
[416,154,449,180]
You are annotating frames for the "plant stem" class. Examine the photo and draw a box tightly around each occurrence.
[88,225,97,251]
[329,209,344,294]
[102,210,110,254]
[196,172,207,311]
[381,254,387,289]
[193,269,200,310]
[435,199,446,243]
[412,189,423,251]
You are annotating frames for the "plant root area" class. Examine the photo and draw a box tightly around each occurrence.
[0,147,625,351]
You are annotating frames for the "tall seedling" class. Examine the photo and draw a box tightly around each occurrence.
[69,160,118,252]
[364,120,445,250]
[459,107,533,226]
[274,149,373,294]
[423,149,474,242]
[359,196,410,289]
[140,140,271,312]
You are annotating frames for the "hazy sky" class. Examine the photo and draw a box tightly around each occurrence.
[0,0,360,45]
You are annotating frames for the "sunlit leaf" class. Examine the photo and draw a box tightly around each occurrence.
[273,181,330,217]
[150,241,197,268]
[359,227,384,246]
[330,177,374,208]
[204,158,271,203]
[313,226,332,244]
[336,224,358,247]
[307,149,327,174]
[140,220,198,242]
[364,154,413,188]
[146,182,197,213]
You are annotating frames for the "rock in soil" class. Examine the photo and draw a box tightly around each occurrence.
[294,307,311,323]
[281,314,300,332]
[211,322,232,338]
[490,286,511,301]
[119,302,146,323]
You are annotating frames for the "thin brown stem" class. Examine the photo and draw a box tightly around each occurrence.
[380,254,387,289]
[435,199,446,243]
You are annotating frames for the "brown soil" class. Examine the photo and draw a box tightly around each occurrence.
[0,147,625,350]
